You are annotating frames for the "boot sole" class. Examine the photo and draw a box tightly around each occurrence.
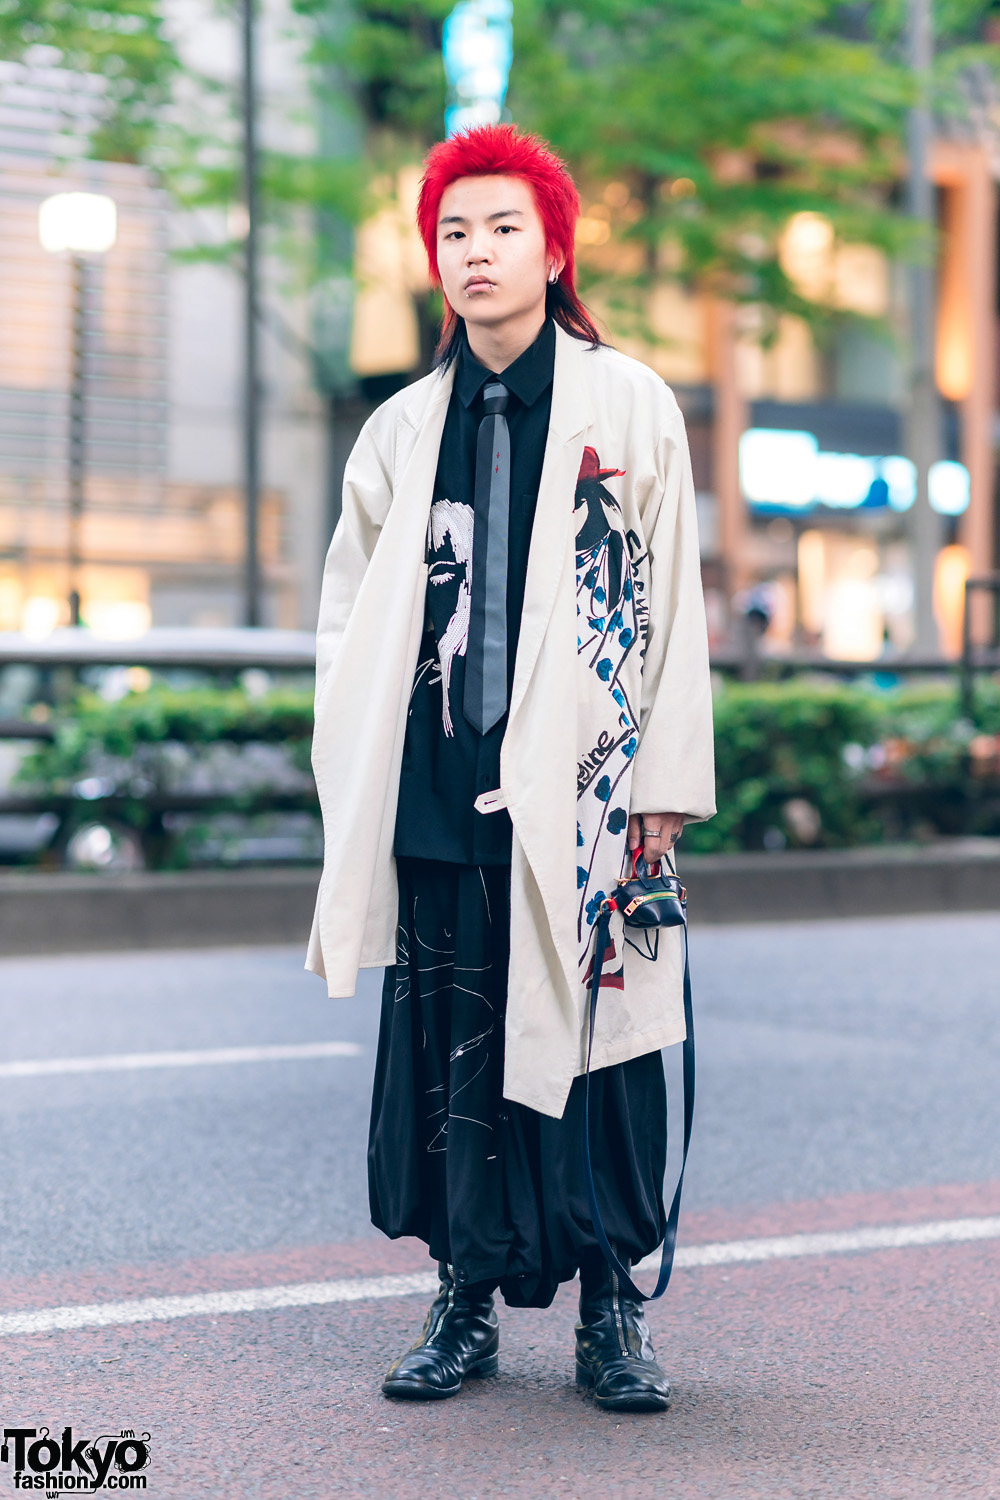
[575,1358,671,1413]
[382,1351,499,1400]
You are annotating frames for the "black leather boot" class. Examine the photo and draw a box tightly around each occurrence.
[381,1264,499,1400]
[575,1249,671,1412]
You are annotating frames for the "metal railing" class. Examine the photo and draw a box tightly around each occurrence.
[0,628,316,746]
[710,647,957,681]
[0,626,316,672]
[0,624,977,731]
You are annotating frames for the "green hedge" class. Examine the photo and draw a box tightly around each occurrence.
[15,678,1000,857]
[683,681,883,853]
[13,689,317,867]
[17,687,315,793]
[684,677,1000,852]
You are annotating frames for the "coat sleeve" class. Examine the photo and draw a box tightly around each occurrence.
[314,418,394,714]
[629,391,716,823]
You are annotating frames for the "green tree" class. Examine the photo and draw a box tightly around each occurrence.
[511,0,999,333]
[14,0,995,374]
[0,0,179,161]
[295,0,450,147]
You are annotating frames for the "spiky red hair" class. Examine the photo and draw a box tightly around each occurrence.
[416,123,602,358]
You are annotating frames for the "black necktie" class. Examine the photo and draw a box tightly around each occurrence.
[464,380,510,735]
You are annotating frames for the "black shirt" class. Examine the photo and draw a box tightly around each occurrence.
[394,319,556,864]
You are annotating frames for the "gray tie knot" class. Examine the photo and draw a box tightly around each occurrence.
[482,382,508,416]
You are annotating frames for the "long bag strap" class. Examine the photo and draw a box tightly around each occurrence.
[582,905,694,1302]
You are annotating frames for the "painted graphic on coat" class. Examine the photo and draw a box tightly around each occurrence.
[573,446,650,992]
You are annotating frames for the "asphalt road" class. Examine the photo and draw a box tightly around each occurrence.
[0,913,997,1498]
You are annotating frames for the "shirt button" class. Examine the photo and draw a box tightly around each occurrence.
[456,1269,468,1285]
[497,1110,508,1123]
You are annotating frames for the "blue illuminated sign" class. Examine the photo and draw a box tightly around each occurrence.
[443,0,513,137]
[738,428,969,516]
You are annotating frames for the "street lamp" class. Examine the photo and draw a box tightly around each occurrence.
[38,190,118,628]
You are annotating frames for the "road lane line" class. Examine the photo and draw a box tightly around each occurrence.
[1,1214,998,1339]
[0,1041,363,1078]
[638,1213,1000,1272]
[0,1275,443,1337]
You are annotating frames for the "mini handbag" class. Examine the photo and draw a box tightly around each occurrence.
[583,846,694,1302]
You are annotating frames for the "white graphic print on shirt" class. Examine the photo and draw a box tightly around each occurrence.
[426,498,474,737]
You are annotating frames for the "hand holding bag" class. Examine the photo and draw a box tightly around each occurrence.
[583,847,694,1302]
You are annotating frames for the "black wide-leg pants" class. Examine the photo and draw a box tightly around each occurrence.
[368,857,667,1309]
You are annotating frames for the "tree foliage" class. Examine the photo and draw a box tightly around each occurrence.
[16,677,1000,860]
[7,0,997,362]
[293,0,451,145]
[510,0,998,325]
[0,0,179,161]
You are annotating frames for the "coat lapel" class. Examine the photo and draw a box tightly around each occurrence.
[392,363,455,521]
[509,325,591,721]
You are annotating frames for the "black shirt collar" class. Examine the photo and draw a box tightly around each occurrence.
[456,318,556,410]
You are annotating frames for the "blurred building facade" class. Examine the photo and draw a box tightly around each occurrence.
[0,7,327,639]
[572,139,998,661]
[1,17,997,658]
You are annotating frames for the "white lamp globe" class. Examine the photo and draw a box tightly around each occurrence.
[39,192,117,255]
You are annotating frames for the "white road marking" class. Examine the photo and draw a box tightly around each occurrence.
[0,1275,443,1338]
[636,1213,1000,1273]
[0,1214,997,1339]
[0,1041,362,1079]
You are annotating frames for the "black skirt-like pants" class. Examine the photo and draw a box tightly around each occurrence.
[368,857,667,1309]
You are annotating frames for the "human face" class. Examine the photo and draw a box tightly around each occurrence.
[436,175,561,350]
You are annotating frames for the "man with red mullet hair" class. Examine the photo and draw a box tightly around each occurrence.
[307,124,715,1412]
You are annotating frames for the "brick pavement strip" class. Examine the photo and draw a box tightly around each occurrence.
[0,1237,995,1500]
[0,1186,997,1500]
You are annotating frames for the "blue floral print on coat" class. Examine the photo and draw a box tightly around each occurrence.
[573,446,651,995]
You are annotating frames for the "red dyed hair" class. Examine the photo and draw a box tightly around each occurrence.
[416,123,602,362]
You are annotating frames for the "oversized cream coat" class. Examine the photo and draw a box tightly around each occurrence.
[306,323,716,1119]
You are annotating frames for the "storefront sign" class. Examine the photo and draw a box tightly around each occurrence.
[739,428,969,515]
